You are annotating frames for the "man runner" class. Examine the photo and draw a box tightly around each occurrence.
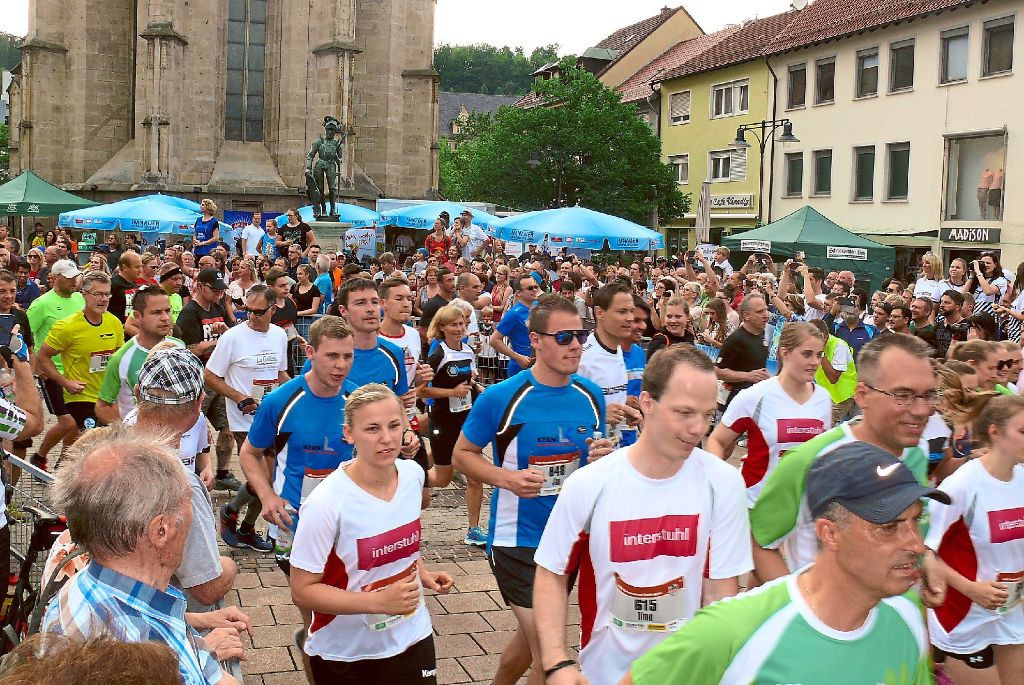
[38,271,124,432]
[205,284,289,552]
[534,345,751,685]
[489,275,539,378]
[453,294,613,685]
[623,443,946,685]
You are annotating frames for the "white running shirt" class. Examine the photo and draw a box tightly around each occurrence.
[205,323,288,431]
[123,408,210,470]
[579,332,627,433]
[290,459,431,661]
[379,326,422,389]
[720,377,832,506]
[926,460,1024,653]
[534,446,752,685]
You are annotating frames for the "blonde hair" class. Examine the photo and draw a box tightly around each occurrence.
[344,383,403,432]
[973,394,1024,448]
[776,321,822,373]
[427,304,467,340]
[935,363,996,427]
[921,252,942,280]
[200,198,217,213]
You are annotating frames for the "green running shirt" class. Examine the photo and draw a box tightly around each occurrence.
[631,572,931,685]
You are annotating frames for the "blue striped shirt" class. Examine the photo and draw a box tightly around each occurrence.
[43,560,222,684]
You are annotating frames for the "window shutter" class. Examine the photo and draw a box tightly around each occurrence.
[669,91,690,123]
[730,148,747,181]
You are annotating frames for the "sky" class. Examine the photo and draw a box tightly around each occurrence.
[1,0,793,48]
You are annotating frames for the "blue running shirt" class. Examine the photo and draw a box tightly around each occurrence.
[461,370,605,549]
[496,300,533,375]
[300,337,409,395]
[621,342,646,447]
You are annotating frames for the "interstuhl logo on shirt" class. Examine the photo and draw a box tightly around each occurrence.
[989,507,1024,543]
[609,515,699,563]
[776,418,825,443]
[357,519,421,570]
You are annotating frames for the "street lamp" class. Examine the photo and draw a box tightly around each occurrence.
[730,119,799,224]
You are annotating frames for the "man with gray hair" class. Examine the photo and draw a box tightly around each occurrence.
[43,424,242,685]
[715,293,770,407]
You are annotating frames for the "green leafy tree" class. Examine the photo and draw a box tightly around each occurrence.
[0,33,22,71]
[434,44,560,95]
[441,61,689,226]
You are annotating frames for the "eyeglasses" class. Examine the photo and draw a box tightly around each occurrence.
[536,329,589,345]
[522,285,541,291]
[863,384,940,407]
[84,290,111,299]
[245,304,274,316]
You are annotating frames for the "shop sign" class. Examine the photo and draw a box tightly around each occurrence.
[710,194,753,208]
[826,246,868,261]
[940,227,1001,243]
[740,239,771,253]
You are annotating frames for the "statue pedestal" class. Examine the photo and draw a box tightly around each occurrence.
[309,221,354,254]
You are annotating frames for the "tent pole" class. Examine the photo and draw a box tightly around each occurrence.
[20,216,25,250]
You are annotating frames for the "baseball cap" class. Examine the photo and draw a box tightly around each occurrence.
[136,346,204,405]
[806,442,950,524]
[51,259,82,279]
[197,268,227,290]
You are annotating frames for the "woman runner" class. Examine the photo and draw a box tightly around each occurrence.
[289,384,454,684]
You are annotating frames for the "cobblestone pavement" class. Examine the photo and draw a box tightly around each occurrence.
[221,480,567,685]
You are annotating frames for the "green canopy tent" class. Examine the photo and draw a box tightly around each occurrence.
[721,206,894,293]
[0,170,98,248]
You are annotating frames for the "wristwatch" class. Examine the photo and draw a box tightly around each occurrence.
[237,398,258,411]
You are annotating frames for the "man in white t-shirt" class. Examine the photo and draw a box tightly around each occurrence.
[456,209,487,260]
[240,211,266,257]
[205,285,289,552]
[800,265,828,321]
[579,282,642,443]
[534,345,752,685]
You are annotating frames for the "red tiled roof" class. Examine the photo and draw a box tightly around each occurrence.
[657,10,799,83]
[513,90,545,110]
[770,0,973,53]
[617,26,740,103]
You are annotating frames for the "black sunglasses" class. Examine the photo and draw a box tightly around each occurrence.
[245,304,275,316]
[537,329,589,345]
[997,359,1016,370]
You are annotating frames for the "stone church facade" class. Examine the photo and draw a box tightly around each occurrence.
[7,0,440,211]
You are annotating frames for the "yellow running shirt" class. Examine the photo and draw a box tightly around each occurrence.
[44,310,125,404]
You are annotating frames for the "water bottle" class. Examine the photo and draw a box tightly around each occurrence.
[274,503,298,559]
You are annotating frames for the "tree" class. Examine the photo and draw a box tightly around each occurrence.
[441,61,690,226]
[434,44,560,95]
[0,33,22,71]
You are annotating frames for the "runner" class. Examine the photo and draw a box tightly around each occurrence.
[453,294,614,685]
[289,384,455,685]
[0,270,35,462]
[177,267,239,491]
[26,258,84,469]
[37,271,124,432]
[96,286,176,423]
[927,394,1024,683]
[108,250,142,323]
[534,345,751,685]
[749,334,946,592]
[489,275,539,378]
[643,296,696,359]
[333,278,408,396]
[205,284,289,552]
[579,282,642,446]
[623,443,947,685]
[707,321,832,507]
[620,295,648,448]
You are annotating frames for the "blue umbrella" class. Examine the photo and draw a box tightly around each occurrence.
[59,195,218,236]
[275,204,380,229]
[490,206,663,251]
[380,201,500,230]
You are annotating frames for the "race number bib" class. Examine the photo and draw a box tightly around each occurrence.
[252,378,280,401]
[300,467,335,503]
[448,393,472,413]
[89,349,114,374]
[528,453,580,496]
[610,573,687,632]
[362,561,423,631]
[997,571,1024,614]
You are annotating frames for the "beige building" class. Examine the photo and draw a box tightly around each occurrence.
[767,0,1023,278]
[7,0,440,212]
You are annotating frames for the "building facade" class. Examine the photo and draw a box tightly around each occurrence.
[7,0,440,212]
[768,0,1023,275]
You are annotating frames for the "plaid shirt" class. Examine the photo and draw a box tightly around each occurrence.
[43,560,222,685]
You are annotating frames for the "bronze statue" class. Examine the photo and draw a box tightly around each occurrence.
[305,115,345,219]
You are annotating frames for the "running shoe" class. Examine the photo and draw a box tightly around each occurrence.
[237,525,274,552]
[219,504,242,548]
[215,472,242,492]
[464,526,487,546]
[293,627,306,651]
[30,453,48,472]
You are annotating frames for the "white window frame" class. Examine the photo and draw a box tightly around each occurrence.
[670,154,689,184]
[668,90,691,125]
[815,56,836,104]
[939,26,970,84]
[787,63,806,109]
[885,141,911,201]
[709,149,732,182]
[710,79,749,119]
[982,15,1015,77]
[889,38,916,92]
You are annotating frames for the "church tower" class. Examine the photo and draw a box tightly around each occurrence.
[8,0,440,208]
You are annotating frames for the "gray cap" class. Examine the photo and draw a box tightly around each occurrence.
[807,442,950,524]
[136,346,205,405]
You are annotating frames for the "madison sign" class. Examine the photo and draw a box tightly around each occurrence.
[940,227,1002,244]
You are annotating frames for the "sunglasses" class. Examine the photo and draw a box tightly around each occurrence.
[997,359,1017,370]
[537,329,589,345]
[245,304,275,316]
